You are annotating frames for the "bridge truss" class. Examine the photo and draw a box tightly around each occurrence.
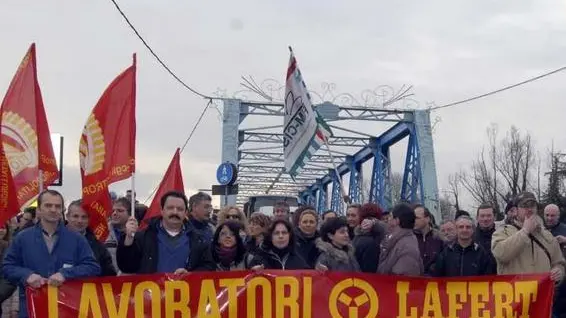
[218,84,441,219]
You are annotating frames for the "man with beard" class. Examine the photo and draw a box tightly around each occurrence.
[116,191,215,274]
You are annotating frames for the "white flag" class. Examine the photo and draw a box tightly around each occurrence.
[283,48,332,177]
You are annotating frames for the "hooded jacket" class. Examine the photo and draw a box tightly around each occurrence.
[378,228,423,276]
[315,239,360,272]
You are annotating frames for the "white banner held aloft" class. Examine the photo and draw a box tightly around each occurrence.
[283,47,332,178]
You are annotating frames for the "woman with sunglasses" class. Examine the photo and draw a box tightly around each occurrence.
[217,206,248,239]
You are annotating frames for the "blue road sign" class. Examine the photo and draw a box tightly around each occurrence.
[216,162,237,185]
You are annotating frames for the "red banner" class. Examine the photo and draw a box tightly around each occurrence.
[26,271,553,318]
[80,54,137,241]
[0,43,59,212]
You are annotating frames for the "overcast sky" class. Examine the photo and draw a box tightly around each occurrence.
[1,0,565,210]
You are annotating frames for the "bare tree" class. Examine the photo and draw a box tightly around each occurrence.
[459,125,536,219]
[390,172,403,205]
[496,126,535,197]
[439,195,455,221]
[447,173,461,211]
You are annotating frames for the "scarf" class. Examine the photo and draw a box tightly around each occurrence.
[272,246,290,258]
[216,245,238,267]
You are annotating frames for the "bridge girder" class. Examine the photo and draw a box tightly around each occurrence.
[221,98,440,219]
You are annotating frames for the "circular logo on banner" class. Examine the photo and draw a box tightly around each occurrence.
[79,114,105,176]
[1,111,38,176]
[328,278,379,318]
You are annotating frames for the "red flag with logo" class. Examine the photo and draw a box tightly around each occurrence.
[141,148,184,228]
[80,55,136,240]
[0,43,59,209]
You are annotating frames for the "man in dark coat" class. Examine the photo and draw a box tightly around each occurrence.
[434,215,496,277]
[413,204,445,275]
[117,191,215,274]
[474,202,496,252]
[66,200,117,277]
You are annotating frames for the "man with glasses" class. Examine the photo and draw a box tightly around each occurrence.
[492,192,565,281]
[188,192,215,243]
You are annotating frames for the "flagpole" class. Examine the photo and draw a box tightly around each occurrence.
[130,172,136,219]
[322,140,350,209]
[38,170,44,193]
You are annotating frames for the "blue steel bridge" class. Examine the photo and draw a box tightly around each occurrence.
[217,87,440,220]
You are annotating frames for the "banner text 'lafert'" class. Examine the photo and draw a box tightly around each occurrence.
[26,271,552,318]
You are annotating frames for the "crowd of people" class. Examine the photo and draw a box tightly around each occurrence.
[0,188,565,317]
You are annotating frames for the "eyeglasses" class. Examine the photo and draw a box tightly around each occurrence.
[226,214,241,220]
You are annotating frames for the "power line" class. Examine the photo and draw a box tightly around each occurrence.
[143,100,212,204]
[430,65,566,110]
[109,0,211,99]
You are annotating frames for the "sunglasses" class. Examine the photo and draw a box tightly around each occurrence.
[226,214,241,220]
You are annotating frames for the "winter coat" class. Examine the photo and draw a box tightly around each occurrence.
[84,230,117,277]
[248,245,308,270]
[414,228,445,275]
[353,221,385,273]
[295,230,320,269]
[116,218,215,274]
[474,226,496,253]
[188,217,215,244]
[216,260,246,272]
[378,228,423,276]
[3,222,100,318]
[315,239,360,272]
[103,222,123,274]
[244,237,261,269]
[492,220,566,276]
[547,223,566,258]
[433,242,497,277]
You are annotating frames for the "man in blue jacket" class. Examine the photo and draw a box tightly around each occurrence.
[3,190,100,318]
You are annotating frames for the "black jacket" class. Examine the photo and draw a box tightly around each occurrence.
[84,230,117,277]
[474,226,495,253]
[295,230,320,269]
[249,245,308,270]
[116,218,215,274]
[353,222,385,273]
[433,242,497,277]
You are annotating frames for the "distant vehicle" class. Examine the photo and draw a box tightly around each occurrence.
[243,195,299,217]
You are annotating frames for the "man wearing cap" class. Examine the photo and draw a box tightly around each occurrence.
[492,192,565,282]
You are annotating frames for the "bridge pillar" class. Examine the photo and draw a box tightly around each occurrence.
[330,169,343,214]
[316,179,327,213]
[221,99,241,207]
[347,156,362,204]
[414,110,440,220]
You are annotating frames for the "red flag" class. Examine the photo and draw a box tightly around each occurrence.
[0,43,59,208]
[141,148,184,228]
[0,136,20,225]
[80,55,137,240]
